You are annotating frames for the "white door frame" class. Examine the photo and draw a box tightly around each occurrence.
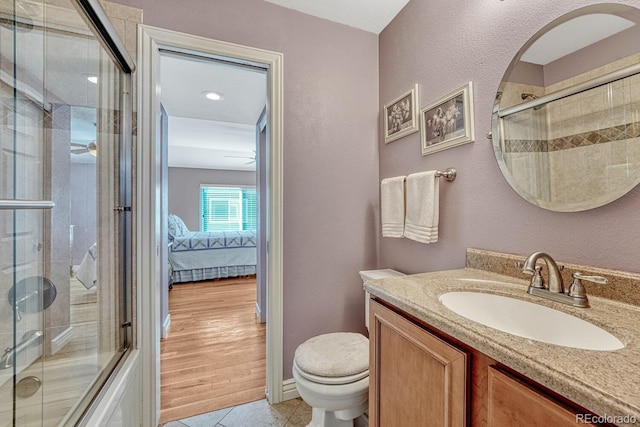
[137,24,284,426]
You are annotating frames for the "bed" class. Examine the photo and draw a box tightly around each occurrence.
[168,214,257,284]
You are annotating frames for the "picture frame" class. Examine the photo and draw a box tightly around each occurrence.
[383,84,419,143]
[420,81,475,155]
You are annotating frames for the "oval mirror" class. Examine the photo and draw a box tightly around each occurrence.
[492,4,640,211]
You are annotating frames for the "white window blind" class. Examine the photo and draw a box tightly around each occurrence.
[201,186,256,232]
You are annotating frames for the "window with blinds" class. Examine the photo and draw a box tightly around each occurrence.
[200,186,257,232]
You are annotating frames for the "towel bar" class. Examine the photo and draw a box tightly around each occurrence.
[435,168,457,182]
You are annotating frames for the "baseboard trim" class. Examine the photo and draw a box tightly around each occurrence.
[51,326,74,355]
[282,378,300,401]
[162,314,171,339]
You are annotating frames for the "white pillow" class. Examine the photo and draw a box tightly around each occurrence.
[168,214,188,239]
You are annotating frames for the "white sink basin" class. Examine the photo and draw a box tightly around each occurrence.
[439,291,624,351]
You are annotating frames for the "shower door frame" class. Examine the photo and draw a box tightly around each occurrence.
[70,5,136,426]
[0,0,136,424]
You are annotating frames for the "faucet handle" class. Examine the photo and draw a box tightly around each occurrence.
[571,271,608,285]
[529,265,545,289]
[568,272,607,302]
[519,262,546,289]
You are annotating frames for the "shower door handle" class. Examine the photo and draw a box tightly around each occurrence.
[0,200,55,209]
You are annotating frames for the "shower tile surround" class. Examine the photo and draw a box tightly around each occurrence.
[44,103,73,357]
[503,122,640,153]
[500,53,640,206]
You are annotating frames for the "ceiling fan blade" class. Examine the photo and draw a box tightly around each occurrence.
[70,143,87,147]
[71,148,89,154]
[245,159,256,164]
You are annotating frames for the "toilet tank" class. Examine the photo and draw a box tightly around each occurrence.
[359,269,405,331]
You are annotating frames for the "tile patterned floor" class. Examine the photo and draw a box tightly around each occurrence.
[160,398,312,427]
[161,397,370,427]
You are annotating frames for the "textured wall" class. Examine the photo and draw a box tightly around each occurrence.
[379,0,640,276]
[106,0,383,377]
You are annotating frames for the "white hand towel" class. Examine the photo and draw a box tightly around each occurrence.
[405,171,439,244]
[381,176,406,238]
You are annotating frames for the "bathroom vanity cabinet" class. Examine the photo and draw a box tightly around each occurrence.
[369,299,604,426]
[368,299,467,426]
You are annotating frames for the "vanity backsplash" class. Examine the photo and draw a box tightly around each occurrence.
[466,248,640,307]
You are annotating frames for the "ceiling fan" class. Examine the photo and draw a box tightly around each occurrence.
[224,149,256,164]
[70,141,97,157]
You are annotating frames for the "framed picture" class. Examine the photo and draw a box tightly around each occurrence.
[420,82,475,155]
[384,84,419,143]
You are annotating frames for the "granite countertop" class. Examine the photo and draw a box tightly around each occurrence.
[365,268,640,426]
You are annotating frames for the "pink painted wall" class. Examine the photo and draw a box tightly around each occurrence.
[112,0,379,377]
[379,0,640,276]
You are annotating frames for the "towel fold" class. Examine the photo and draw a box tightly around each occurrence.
[405,171,439,244]
[381,176,406,238]
[76,242,98,289]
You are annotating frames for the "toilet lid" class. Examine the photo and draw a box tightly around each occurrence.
[294,360,369,385]
[294,332,369,379]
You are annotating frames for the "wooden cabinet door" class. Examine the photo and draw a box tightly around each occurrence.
[369,300,467,427]
[488,367,598,427]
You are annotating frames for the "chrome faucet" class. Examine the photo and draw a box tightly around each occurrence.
[522,252,564,293]
[521,252,607,308]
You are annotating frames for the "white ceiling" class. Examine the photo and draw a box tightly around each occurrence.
[160,54,266,171]
[521,14,635,65]
[167,118,257,170]
[264,0,409,34]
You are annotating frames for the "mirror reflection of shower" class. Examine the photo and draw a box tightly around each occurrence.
[521,93,545,110]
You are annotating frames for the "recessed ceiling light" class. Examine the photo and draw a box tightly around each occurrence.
[87,75,98,84]
[203,91,224,101]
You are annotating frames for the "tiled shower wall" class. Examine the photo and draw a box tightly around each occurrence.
[546,53,640,206]
[500,52,640,207]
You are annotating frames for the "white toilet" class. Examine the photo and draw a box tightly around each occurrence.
[292,269,405,427]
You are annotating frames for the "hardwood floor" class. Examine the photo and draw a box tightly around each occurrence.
[160,276,266,424]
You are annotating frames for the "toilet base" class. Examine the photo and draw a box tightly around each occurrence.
[307,401,368,427]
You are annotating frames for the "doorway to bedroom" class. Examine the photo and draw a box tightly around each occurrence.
[158,52,268,423]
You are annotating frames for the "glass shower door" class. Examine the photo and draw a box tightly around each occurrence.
[0,0,48,424]
[0,0,132,425]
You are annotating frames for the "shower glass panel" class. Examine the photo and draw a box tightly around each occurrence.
[500,72,640,207]
[0,0,131,425]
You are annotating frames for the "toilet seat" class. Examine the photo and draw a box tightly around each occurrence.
[293,332,369,385]
[293,360,369,385]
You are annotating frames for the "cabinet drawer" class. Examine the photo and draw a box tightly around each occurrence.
[488,366,601,426]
